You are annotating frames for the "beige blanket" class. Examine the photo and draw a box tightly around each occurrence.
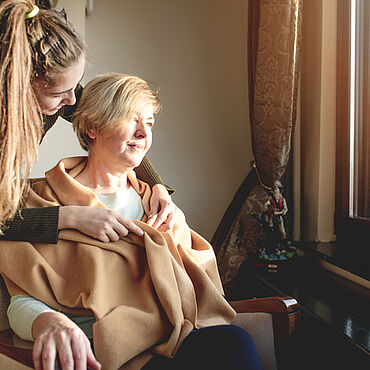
[0,157,235,370]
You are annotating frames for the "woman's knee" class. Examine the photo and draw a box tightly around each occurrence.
[175,325,262,370]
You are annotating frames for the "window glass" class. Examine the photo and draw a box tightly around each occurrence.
[349,0,369,218]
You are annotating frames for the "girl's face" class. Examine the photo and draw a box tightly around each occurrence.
[33,56,86,116]
[88,96,155,172]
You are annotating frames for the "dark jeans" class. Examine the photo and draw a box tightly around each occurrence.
[142,325,262,370]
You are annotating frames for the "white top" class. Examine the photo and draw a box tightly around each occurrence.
[7,185,144,341]
[96,185,144,221]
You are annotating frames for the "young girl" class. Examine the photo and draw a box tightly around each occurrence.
[0,0,177,244]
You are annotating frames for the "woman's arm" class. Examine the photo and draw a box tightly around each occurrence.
[7,295,55,341]
[7,295,100,370]
[32,311,100,370]
[0,207,59,244]
[59,205,144,242]
[0,205,145,244]
[147,185,179,230]
[134,156,174,194]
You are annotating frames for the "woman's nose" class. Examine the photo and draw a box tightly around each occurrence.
[63,90,76,106]
[135,120,149,138]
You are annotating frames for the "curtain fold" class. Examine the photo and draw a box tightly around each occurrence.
[216,0,302,297]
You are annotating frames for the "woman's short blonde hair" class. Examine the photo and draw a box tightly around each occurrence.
[73,73,160,152]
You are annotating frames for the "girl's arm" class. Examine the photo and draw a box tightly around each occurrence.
[0,207,59,244]
[0,205,144,244]
[134,156,174,194]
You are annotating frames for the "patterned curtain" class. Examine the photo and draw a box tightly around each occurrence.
[216,0,302,297]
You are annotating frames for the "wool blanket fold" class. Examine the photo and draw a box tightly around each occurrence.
[0,157,235,370]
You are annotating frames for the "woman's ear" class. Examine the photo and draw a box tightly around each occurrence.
[86,128,96,140]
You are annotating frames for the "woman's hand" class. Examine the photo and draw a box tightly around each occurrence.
[32,312,101,370]
[147,184,179,230]
[59,206,144,242]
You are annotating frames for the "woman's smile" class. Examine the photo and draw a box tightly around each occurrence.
[127,141,146,151]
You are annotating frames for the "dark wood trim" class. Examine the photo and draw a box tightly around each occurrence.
[335,0,370,248]
[335,0,351,223]
[356,0,369,217]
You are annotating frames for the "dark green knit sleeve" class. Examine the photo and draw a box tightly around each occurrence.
[134,156,174,194]
[0,207,59,244]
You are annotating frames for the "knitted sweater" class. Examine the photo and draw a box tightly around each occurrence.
[0,84,171,244]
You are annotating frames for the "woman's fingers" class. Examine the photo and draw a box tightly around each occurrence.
[148,184,171,228]
[166,209,176,229]
[84,337,101,370]
[55,330,74,370]
[32,312,101,370]
[42,339,58,370]
[92,217,143,242]
[150,205,171,229]
[146,213,158,227]
[33,329,101,370]
[149,201,179,230]
[147,184,180,230]
[115,215,144,238]
[70,332,88,370]
[89,209,143,241]
[33,335,46,370]
[33,333,58,370]
[59,206,144,242]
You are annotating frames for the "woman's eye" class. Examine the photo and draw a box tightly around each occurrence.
[146,121,154,128]
[51,93,65,99]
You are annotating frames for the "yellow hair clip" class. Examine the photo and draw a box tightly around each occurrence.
[25,5,39,19]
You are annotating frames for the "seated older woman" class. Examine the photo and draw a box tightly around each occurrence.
[0,73,261,370]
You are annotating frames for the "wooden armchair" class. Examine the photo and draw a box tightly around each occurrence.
[0,286,299,370]
[230,297,300,369]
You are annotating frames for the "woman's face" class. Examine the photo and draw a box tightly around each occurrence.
[89,96,155,171]
[33,56,86,116]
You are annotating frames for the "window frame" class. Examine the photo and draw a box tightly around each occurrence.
[335,0,370,253]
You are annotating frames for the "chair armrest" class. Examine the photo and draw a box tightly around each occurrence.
[229,296,300,351]
[0,329,34,368]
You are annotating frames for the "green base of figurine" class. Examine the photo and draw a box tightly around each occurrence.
[253,247,297,271]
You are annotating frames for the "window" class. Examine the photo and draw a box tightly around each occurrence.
[336,0,370,251]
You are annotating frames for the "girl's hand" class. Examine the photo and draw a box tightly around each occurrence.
[59,206,144,242]
[147,184,179,230]
[32,312,101,370]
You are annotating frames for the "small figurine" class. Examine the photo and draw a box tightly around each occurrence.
[264,180,288,240]
[252,180,296,264]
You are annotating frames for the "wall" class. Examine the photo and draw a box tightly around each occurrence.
[31,0,253,241]
[84,0,253,240]
[29,0,339,243]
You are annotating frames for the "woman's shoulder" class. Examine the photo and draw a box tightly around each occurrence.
[24,178,61,208]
